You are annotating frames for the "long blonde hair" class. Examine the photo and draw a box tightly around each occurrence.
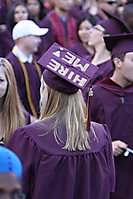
[0,58,26,143]
[39,82,95,151]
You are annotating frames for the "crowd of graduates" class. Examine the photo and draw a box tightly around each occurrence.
[0,0,133,198]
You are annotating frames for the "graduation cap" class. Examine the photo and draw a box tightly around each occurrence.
[97,10,131,35]
[38,42,98,130]
[0,146,22,179]
[104,33,133,59]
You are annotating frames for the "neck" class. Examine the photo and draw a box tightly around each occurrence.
[98,9,108,20]
[111,72,131,88]
[16,44,32,58]
[91,44,111,65]
[83,42,95,55]
[55,7,68,19]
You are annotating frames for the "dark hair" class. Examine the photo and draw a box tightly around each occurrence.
[77,14,98,41]
[112,53,126,70]
[6,2,31,31]
[25,0,47,20]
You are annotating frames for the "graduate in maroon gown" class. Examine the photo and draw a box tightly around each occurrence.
[86,10,131,85]
[6,43,115,199]
[6,20,49,118]
[69,14,98,58]
[0,1,31,57]
[25,0,47,26]
[91,33,133,199]
[38,0,77,57]
[0,58,35,146]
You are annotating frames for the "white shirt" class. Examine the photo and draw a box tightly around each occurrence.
[12,45,33,63]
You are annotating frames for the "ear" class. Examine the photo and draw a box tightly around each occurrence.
[113,57,122,69]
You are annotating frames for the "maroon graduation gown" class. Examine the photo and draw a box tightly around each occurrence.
[91,77,133,199]
[6,120,115,199]
[85,55,113,85]
[0,29,14,57]
[69,42,91,58]
[0,1,8,25]
[6,52,43,117]
[69,5,89,22]
[39,10,77,55]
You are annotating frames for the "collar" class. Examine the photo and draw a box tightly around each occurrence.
[12,46,33,63]
[97,77,133,96]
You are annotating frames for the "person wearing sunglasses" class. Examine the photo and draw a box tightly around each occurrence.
[84,10,130,87]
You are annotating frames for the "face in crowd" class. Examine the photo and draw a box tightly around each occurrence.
[78,19,93,44]
[14,5,29,23]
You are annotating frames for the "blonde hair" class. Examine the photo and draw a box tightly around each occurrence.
[0,58,26,143]
[39,82,95,151]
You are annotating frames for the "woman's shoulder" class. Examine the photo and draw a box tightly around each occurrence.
[6,120,112,157]
[25,121,112,156]
[87,122,112,152]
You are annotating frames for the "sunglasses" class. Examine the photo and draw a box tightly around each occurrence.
[102,1,117,5]
[93,27,109,35]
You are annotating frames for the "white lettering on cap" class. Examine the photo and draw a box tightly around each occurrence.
[47,59,60,71]
[68,71,74,79]
[58,66,69,76]
[73,75,87,86]
[47,58,88,88]
[73,58,89,72]
[62,52,76,64]
[62,52,89,72]
[53,50,61,57]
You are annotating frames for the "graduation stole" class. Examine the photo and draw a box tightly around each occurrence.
[49,11,77,48]
[16,55,42,118]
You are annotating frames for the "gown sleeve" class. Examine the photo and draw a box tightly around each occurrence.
[103,124,115,193]
[5,127,43,198]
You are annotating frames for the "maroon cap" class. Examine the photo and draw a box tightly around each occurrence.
[104,33,133,59]
[97,10,131,35]
[38,43,98,94]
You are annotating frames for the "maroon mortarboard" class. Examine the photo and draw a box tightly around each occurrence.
[38,42,98,94]
[38,42,98,131]
[104,33,133,59]
[97,10,131,35]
